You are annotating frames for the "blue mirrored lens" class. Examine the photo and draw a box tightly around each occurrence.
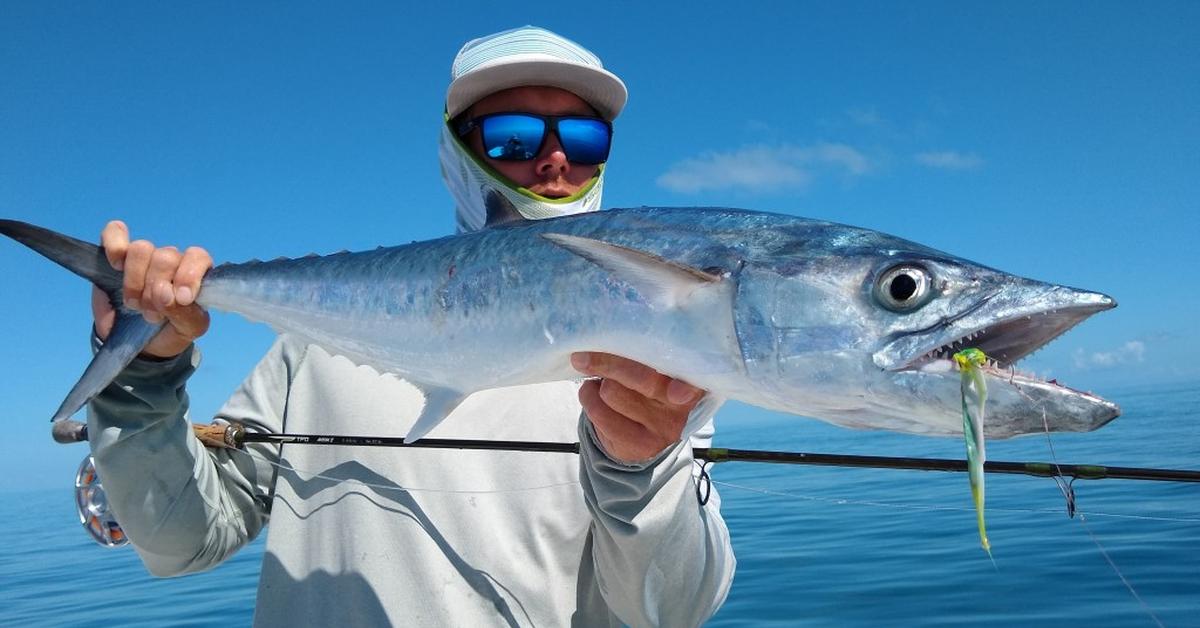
[481,115,545,160]
[557,118,611,165]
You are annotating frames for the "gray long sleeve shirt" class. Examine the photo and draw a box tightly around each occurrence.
[88,335,735,627]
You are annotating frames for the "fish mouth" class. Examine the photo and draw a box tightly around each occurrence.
[872,285,1123,437]
[876,286,1117,380]
[907,305,1108,372]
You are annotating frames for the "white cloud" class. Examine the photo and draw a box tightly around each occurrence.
[1073,341,1146,370]
[656,143,870,194]
[914,150,983,170]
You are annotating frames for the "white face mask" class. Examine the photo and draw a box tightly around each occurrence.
[438,122,605,233]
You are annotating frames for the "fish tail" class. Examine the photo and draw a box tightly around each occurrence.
[0,220,165,428]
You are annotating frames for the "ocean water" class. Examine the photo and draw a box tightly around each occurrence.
[2,382,1196,626]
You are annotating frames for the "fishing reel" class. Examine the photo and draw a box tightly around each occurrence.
[52,418,128,547]
[74,454,128,547]
[59,419,237,548]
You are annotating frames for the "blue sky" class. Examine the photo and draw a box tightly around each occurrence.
[1,3,1197,491]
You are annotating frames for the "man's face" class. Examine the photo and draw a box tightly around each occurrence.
[461,86,603,199]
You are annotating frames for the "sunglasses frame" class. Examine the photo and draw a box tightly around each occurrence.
[455,112,613,165]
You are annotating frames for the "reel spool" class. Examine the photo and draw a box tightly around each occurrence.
[74,454,127,547]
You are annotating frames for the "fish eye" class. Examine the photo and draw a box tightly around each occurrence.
[874,264,932,312]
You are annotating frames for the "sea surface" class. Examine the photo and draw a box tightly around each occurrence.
[2,382,1196,627]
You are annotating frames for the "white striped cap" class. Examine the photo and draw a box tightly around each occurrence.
[446,26,627,121]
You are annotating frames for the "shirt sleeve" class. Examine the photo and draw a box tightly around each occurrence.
[87,335,295,577]
[577,411,736,628]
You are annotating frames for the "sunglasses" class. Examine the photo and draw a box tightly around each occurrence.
[456,112,612,165]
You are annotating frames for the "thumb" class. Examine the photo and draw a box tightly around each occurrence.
[163,303,211,342]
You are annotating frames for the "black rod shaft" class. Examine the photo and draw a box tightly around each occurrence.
[697,447,1200,483]
[241,432,580,454]
[234,431,1200,483]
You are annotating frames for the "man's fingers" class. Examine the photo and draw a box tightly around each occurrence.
[580,380,660,459]
[173,246,212,306]
[595,378,684,436]
[600,378,691,444]
[572,351,702,406]
[163,304,211,341]
[100,221,129,271]
[92,222,211,358]
[665,379,703,405]
[122,240,155,309]
[596,377,658,420]
[572,352,670,401]
[142,246,182,311]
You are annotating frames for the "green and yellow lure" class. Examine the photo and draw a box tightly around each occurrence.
[953,347,992,558]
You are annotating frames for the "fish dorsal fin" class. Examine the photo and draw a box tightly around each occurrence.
[541,233,723,308]
[484,190,527,228]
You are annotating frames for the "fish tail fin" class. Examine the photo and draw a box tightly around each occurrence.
[0,219,123,294]
[0,220,165,425]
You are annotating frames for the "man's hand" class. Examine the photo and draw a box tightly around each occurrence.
[92,220,213,359]
[571,352,705,465]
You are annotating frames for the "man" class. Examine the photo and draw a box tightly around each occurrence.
[89,26,734,627]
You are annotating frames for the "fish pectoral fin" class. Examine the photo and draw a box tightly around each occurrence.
[55,312,166,422]
[541,233,723,309]
[404,386,468,443]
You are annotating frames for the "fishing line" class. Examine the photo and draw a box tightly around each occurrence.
[715,470,1173,626]
[1027,390,1165,628]
[239,446,1200,523]
[710,478,1200,521]
[1058,511,1200,524]
[211,421,1198,520]
[1077,511,1166,628]
[244,441,1183,627]
[234,445,1198,523]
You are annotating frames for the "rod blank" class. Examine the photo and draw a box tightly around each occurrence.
[192,423,1198,484]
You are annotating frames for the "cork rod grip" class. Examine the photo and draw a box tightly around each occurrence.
[191,422,245,449]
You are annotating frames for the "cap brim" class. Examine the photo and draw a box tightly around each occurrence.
[447,56,628,121]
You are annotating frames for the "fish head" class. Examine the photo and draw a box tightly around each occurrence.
[733,222,1120,438]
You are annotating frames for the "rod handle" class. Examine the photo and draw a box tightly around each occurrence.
[192,422,244,449]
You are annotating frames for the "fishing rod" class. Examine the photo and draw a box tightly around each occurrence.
[182,421,1200,483]
[61,419,1199,548]
[62,418,1200,483]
